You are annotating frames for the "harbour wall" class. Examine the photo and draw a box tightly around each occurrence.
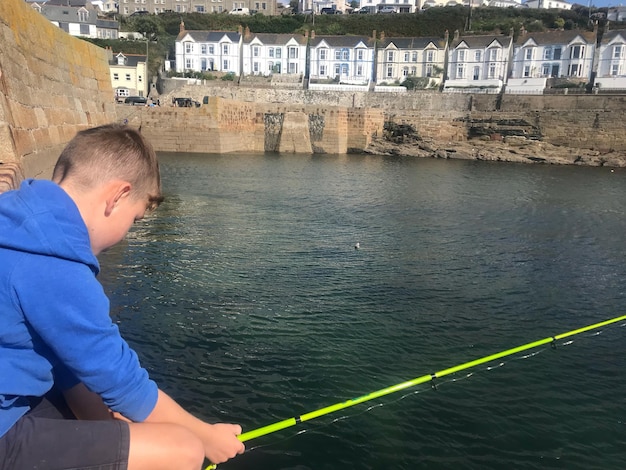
[0,0,116,192]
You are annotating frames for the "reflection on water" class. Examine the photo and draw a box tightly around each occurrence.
[100,153,626,470]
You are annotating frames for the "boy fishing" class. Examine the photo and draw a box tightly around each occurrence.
[0,124,245,469]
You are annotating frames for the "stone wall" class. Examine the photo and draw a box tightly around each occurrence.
[117,98,385,155]
[0,0,116,192]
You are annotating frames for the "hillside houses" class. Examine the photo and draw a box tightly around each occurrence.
[175,25,626,94]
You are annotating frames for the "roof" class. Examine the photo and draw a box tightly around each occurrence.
[109,53,147,67]
[601,29,626,45]
[451,34,513,49]
[243,32,308,46]
[515,29,596,47]
[309,35,375,48]
[177,30,242,43]
[379,37,447,50]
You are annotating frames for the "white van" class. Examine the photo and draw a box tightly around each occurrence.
[115,88,130,103]
[229,7,250,14]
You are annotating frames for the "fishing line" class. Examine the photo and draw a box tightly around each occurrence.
[205,315,626,469]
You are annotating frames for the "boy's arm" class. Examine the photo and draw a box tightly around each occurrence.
[63,382,114,420]
[144,389,245,465]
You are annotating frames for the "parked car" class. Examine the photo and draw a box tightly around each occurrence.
[173,97,201,108]
[320,7,342,13]
[229,7,250,14]
[355,6,374,13]
[379,6,396,12]
[124,96,147,105]
[115,88,130,103]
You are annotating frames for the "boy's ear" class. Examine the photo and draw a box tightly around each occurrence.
[104,181,133,217]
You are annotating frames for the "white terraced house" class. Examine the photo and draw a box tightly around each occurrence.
[444,31,513,93]
[241,29,308,76]
[595,29,626,90]
[176,29,242,75]
[308,33,375,86]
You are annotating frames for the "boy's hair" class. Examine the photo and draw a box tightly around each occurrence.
[52,124,163,209]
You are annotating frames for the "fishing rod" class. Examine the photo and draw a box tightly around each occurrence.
[206,314,626,469]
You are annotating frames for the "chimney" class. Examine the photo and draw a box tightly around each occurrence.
[509,27,514,37]
[444,29,449,43]
[304,30,309,38]
[179,20,185,34]
[454,29,460,40]
[380,31,385,42]
[244,25,251,40]
[372,29,377,41]
[519,25,526,37]
[238,25,243,34]
[311,30,315,39]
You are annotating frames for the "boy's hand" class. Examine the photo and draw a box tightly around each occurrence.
[202,422,245,465]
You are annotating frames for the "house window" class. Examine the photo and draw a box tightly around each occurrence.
[195,5,204,11]
[426,63,433,77]
[523,65,531,77]
[402,67,408,76]
[611,63,620,76]
[288,63,297,73]
[113,73,119,80]
[269,48,274,58]
[525,48,533,60]
[185,43,192,53]
[275,48,282,58]
[335,64,341,76]
[488,63,496,79]
[342,50,349,61]
[78,10,88,21]
[335,50,342,60]
[458,50,466,62]
[414,51,419,62]
[262,2,266,8]
[553,47,562,60]
[357,50,364,60]
[201,44,207,54]
[209,45,214,54]
[404,52,410,62]
[223,44,229,55]
[475,50,481,62]
[457,63,465,78]
[544,47,552,60]
[542,64,550,76]
[387,51,394,62]
[253,62,259,73]
[201,58,207,70]
[268,61,273,71]
[473,66,479,80]
[357,64,363,76]
[613,45,622,59]
[223,59,229,70]
[570,45,583,59]
[253,46,260,57]
[320,49,327,60]
[125,73,131,81]
[411,66,416,76]
[185,58,192,69]
[568,63,581,76]
[288,47,298,59]
[320,64,326,76]
[489,49,498,61]
[386,66,393,78]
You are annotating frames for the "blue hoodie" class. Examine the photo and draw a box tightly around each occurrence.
[0,179,158,437]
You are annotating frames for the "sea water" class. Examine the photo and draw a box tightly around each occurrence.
[99,153,626,470]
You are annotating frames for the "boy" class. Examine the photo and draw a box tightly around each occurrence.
[0,124,245,469]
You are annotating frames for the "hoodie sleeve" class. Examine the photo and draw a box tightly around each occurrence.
[11,254,159,422]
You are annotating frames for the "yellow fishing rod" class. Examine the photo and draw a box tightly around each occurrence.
[206,314,626,470]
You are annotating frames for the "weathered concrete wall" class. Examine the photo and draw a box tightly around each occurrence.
[0,0,116,191]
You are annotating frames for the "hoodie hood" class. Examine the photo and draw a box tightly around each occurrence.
[0,179,99,274]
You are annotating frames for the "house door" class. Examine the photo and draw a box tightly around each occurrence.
[473,66,480,80]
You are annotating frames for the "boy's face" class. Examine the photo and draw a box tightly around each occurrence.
[93,189,151,255]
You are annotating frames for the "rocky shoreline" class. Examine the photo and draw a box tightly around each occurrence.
[364,132,626,168]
